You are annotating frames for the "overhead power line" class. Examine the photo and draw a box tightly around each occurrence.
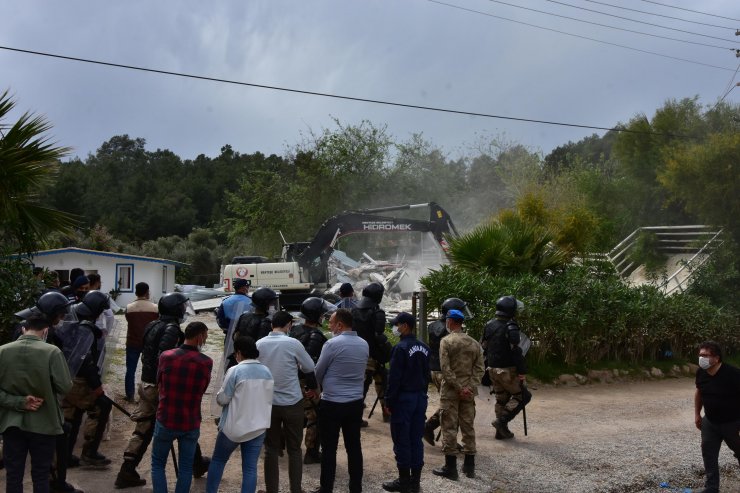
[581,0,736,30]
[640,0,740,23]
[479,0,737,50]
[0,45,690,139]
[540,0,740,44]
[427,1,736,72]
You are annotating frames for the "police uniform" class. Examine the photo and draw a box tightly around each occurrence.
[385,333,430,480]
[481,316,528,438]
[289,321,327,461]
[438,331,484,457]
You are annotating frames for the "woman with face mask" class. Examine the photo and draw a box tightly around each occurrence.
[694,340,740,493]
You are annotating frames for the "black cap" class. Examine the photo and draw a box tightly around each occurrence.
[234,278,250,290]
[390,312,415,328]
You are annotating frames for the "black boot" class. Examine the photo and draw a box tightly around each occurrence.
[79,447,111,467]
[304,447,322,465]
[382,467,410,492]
[423,415,439,445]
[432,455,458,481]
[410,468,422,493]
[492,418,514,439]
[115,460,146,489]
[462,454,475,478]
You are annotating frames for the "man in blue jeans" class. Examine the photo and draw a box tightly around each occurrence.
[312,308,369,493]
[694,340,740,493]
[151,322,212,493]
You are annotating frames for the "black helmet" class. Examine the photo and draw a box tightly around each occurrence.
[441,297,467,316]
[159,292,189,319]
[15,291,71,321]
[74,290,110,320]
[251,287,279,311]
[361,282,385,305]
[301,297,327,323]
[495,295,518,318]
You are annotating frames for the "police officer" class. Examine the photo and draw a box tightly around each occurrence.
[224,287,278,370]
[432,309,484,481]
[424,297,468,445]
[481,295,529,440]
[115,292,210,488]
[216,278,253,331]
[58,291,113,468]
[290,297,331,464]
[352,282,392,425]
[382,312,430,493]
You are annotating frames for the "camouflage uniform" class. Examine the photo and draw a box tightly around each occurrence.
[439,331,484,456]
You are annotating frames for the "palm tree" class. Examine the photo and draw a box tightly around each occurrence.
[448,212,568,276]
[0,89,77,253]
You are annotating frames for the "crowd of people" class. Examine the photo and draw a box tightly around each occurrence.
[1,269,738,493]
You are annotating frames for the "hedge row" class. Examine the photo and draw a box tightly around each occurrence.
[420,261,738,366]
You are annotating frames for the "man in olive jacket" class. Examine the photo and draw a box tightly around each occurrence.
[0,315,73,492]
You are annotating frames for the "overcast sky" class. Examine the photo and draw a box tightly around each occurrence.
[3,0,739,162]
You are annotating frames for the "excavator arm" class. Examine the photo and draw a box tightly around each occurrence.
[285,202,458,284]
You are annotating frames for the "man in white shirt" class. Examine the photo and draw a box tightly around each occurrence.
[256,311,319,493]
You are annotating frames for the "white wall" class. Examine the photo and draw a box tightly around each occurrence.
[33,251,178,306]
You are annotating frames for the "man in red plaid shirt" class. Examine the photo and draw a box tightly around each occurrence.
[151,321,213,493]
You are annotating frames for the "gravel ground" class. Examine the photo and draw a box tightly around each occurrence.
[5,313,739,492]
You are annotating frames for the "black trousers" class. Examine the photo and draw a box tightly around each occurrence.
[3,427,56,493]
[317,399,364,493]
[701,416,740,492]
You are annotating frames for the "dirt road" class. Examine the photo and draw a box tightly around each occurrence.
[5,316,739,492]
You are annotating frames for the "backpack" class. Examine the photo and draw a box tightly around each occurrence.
[352,305,391,363]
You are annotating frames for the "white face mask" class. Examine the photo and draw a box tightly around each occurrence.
[392,325,401,337]
[698,356,713,370]
[267,306,277,317]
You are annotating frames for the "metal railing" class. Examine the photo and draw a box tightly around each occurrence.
[607,225,723,294]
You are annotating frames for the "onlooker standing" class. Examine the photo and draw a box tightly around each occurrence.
[312,308,369,493]
[432,309,484,481]
[206,336,273,493]
[151,321,212,493]
[694,341,740,493]
[0,315,73,493]
[123,283,158,401]
[334,283,356,310]
[256,311,318,493]
[382,312,430,493]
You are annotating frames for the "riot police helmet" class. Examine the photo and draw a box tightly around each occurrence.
[301,297,327,323]
[441,297,467,316]
[495,295,520,318]
[74,290,111,321]
[15,291,71,322]
[251,287,279,311]
[158,292,189,319]
[361,282,385,305]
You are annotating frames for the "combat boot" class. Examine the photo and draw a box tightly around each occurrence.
[193,455,210,478]
[423,414,439,445]
[382,467,410,492]
[115,460,146,488]
[79,448,111,467]
[492,418,514,439]
[461,454,475,478]
[303,447,322,465]
[410,468,422,493]
[432,455,458,481]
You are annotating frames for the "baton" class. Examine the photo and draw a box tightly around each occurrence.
[520,382,528,436]
[103,395,179,475]
[368,394,380,419]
